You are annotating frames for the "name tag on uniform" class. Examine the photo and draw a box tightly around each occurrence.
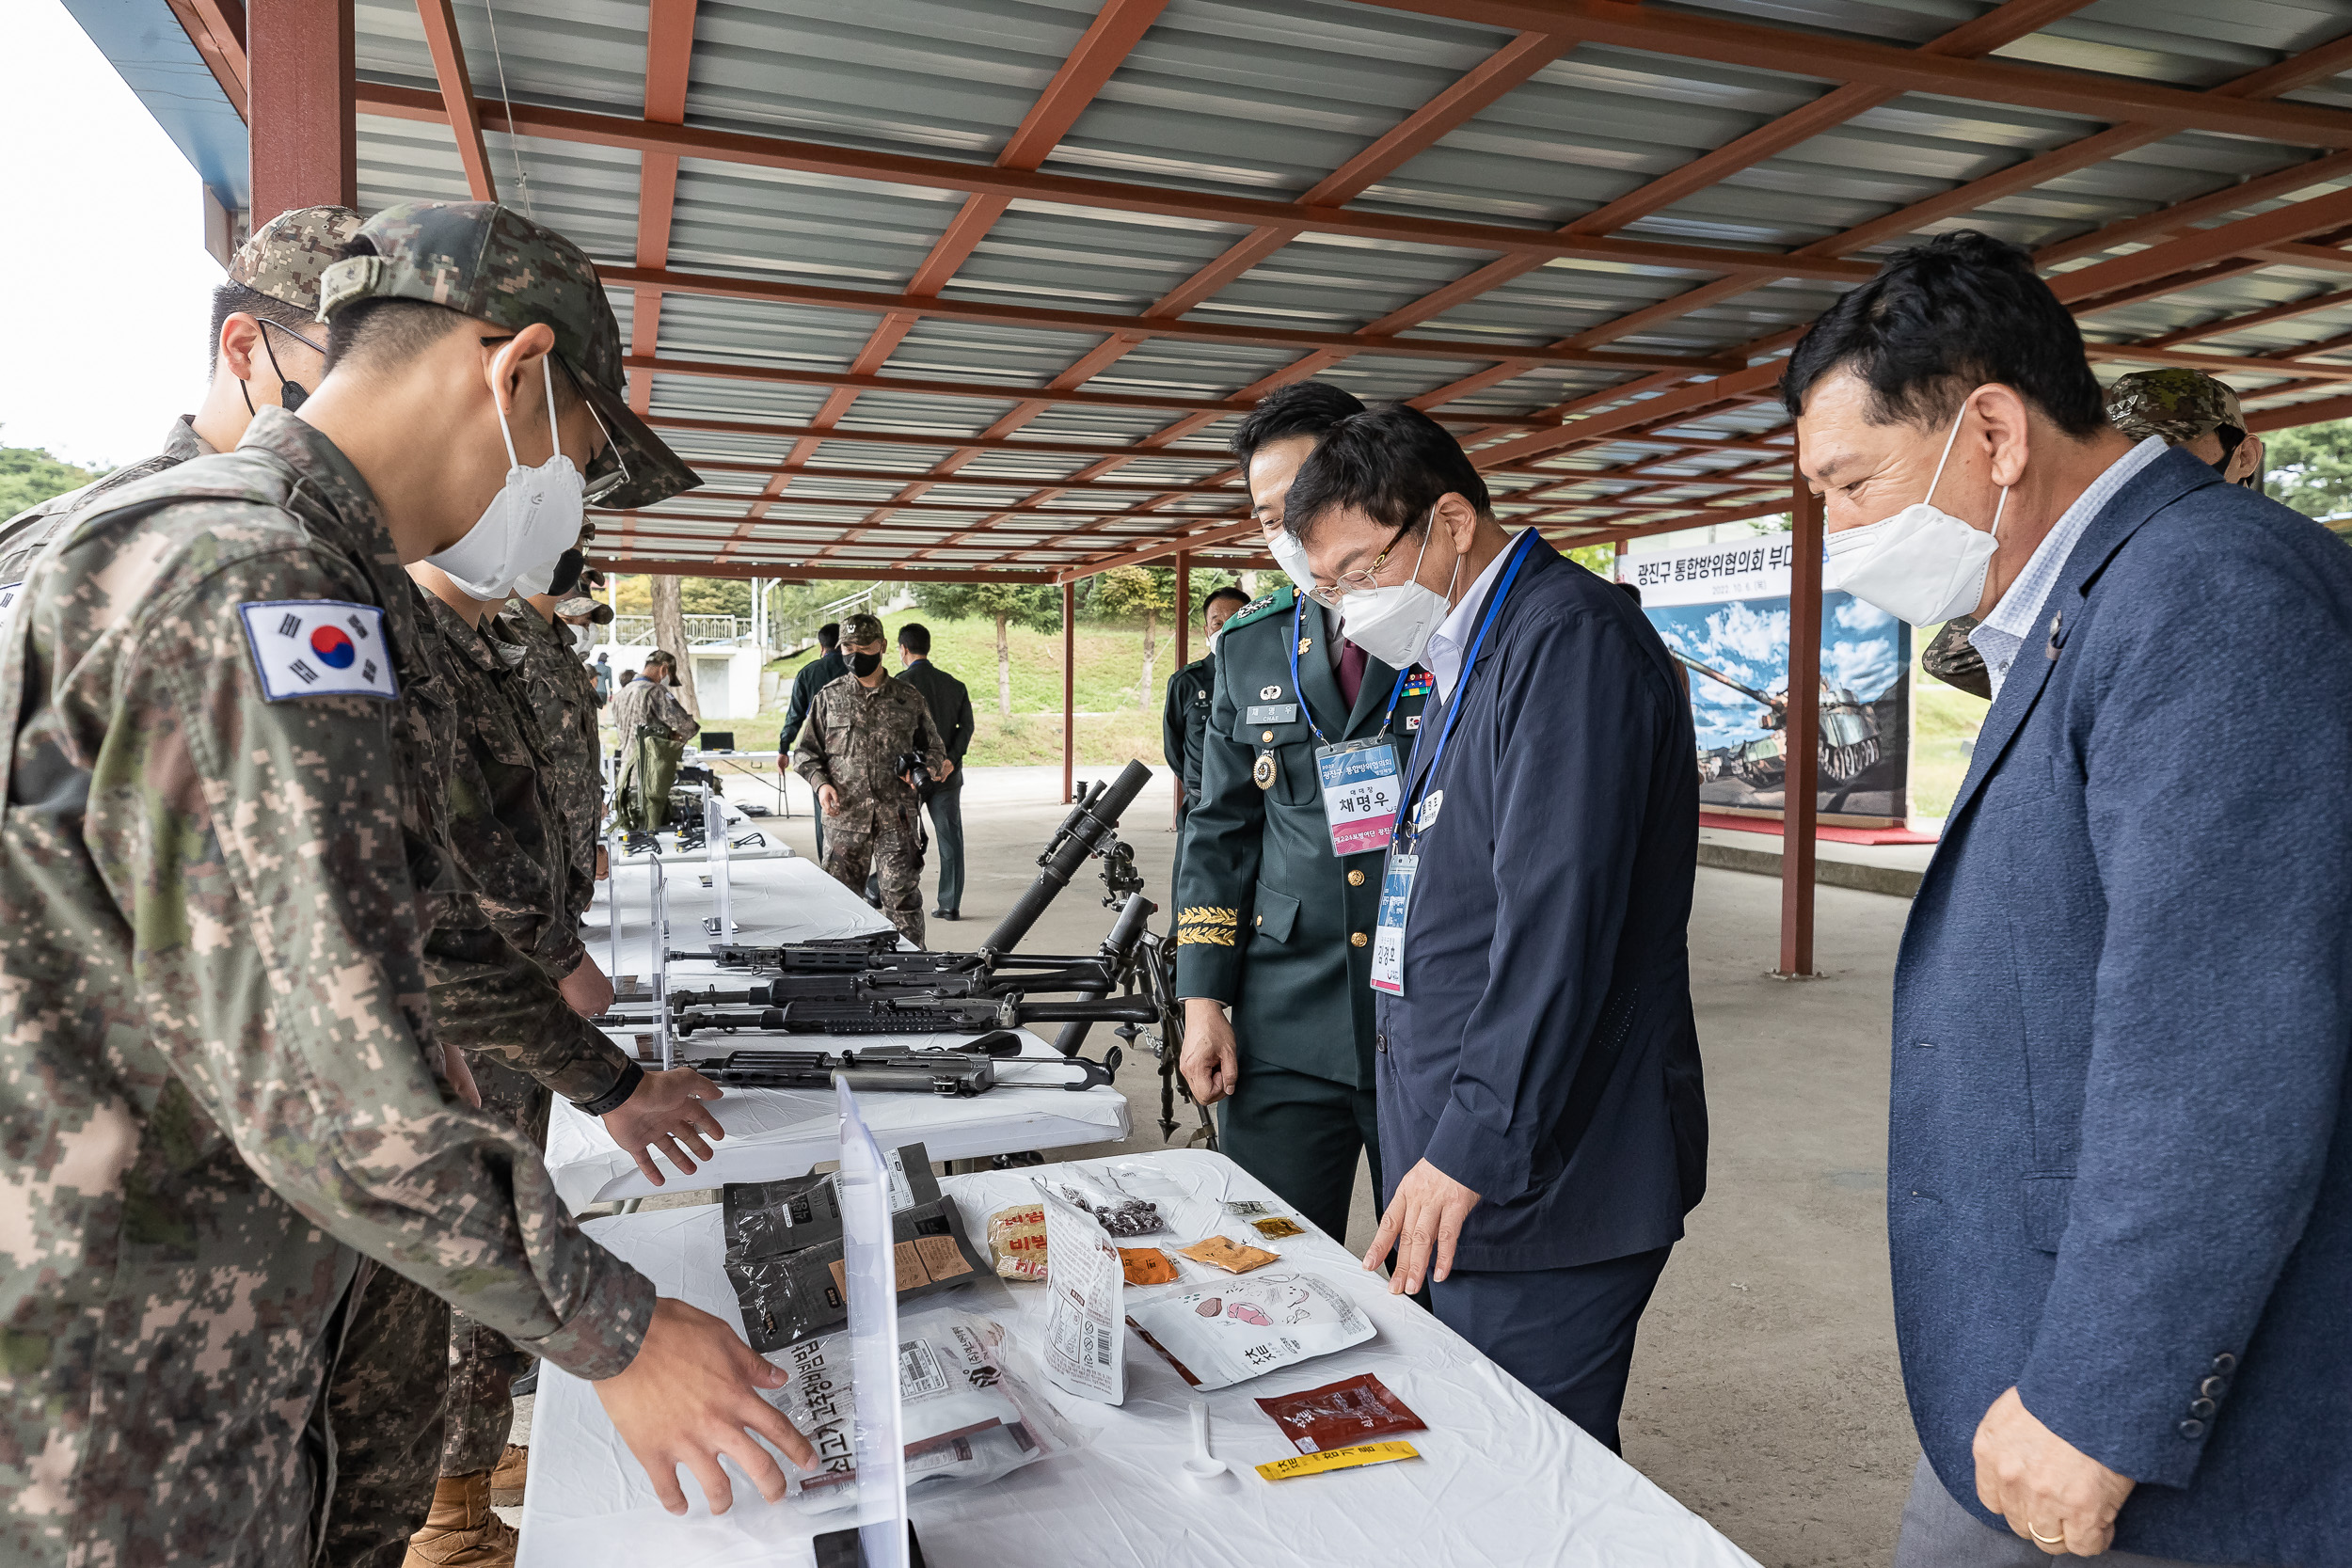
[1313,737,1401,856]
[238,599,399,701]
[1370,852,1416,996]
[1245,703,1298,724]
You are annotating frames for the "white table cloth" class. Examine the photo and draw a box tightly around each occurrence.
[519,1148,1760,1568]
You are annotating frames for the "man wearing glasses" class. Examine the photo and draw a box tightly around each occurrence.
[1285,404,1708,1455]
[1174,382,1437,1245]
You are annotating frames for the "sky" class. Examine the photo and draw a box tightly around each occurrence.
[0,3,225,469]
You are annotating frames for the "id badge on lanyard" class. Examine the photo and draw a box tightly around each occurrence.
[1314,736,1402,856]
[1369,850,1416,996]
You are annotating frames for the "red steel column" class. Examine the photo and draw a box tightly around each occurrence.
[1172,551,1190,823]
[1061,581,1077,804]
[247,0,358,219]
[1779,470,1822,978]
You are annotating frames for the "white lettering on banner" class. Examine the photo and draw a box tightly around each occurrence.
[1622,531,1799,608]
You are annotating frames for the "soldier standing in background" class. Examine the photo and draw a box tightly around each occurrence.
[779,621,849,863]
[1161,583,1250,897]
[0,205,362,611]
[0,199,810,1568]
[895,622,975,922]
[611,648,698,839]
[793,612,952,944]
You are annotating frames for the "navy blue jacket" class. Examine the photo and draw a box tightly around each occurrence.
[1375,535,1708,1271]
[1892,447,2352,1563]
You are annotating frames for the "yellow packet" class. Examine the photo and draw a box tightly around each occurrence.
[1256,1441,1421,1481]
[1251,1215,1305,1239]
[1178,1236,1279,1274]
[1119,1246,1180,1286]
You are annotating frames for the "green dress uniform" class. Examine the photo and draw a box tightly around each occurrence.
[1160,653,1214,894]
[1173,586,1434,1241]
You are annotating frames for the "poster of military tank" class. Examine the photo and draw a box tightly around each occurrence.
[1621,532,1911,825]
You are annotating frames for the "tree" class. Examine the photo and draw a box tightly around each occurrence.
[1089,565,1176,708]
[648,573,699,718]
[909,581,1062,715]
[2264,420,2352,531]
[0,443,103,519]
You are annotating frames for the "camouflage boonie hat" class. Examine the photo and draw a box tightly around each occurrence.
[2106,368,2246,444]
[316,201,698,510]
[229,205,365,312]
[840,613,885,645]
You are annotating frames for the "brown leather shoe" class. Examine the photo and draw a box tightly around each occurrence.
[402,1471,517,1567]
[488,1444,529,1508]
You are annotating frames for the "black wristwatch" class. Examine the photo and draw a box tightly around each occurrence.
[574,1058,644,1117]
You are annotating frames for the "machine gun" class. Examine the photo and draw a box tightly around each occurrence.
[687,1043,1116,1097]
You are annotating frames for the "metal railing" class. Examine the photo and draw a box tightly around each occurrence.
[608,613,743,647]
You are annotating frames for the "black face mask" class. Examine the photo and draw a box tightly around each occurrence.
[850,650,883,677]
[546,547,586,597]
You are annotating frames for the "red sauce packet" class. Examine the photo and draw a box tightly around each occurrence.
[1254,1373,1427,1454]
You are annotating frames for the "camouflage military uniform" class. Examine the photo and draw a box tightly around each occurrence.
[792,668,946,944]
[609,672,695,745]
[0,419,214,619]
[0,407,654,1568]
[498,598,605,923]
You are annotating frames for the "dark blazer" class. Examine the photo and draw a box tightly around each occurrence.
[1376,535,1707,1271]
[778,647,848,752]
[898,657,974,769]
[1891,446,2352,1564]
[1175,589,1432,1089]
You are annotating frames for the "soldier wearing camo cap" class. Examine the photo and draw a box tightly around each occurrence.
[1921,368,2266,700]
[0,200,811,1568]
[793,610,953,944]
[0,203,362,613]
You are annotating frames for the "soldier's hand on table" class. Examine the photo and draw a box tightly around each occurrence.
[1974,1386,2135,1556]
[1364,1158,1481,1294]
[595,1297,815,1514]
[1180,999,1241,1105]
[601,1068,727,1186]
[818,784,841,815]
[559,952,616,1018]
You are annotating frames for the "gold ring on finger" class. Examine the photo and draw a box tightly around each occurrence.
[2029,1525,2064,1545]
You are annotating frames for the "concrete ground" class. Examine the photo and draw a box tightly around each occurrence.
[537,762,1917,1562]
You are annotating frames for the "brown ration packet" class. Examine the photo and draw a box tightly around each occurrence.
[1179,1236,1280,1275]
[1251,1216,1305,1239]
[1119,1246,1180,1286]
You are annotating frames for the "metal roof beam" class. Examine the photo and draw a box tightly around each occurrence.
[626,0,698,421]
[1347,0,2352,148]
[676,458,1242,497]
[589,556,1057,584]
[356,84,1879,284]
[165,0,249,116]
[412,0,495,201]
[602,263,1739,374]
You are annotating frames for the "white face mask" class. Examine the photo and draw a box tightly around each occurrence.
[427,356,586,601]
[1821,406,2009,626]
[1337,510,1459,671]
[1268,527,1319,597]
[1206,626,1224,655]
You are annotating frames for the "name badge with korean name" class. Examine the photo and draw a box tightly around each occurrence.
[1369,852,1416,995]
[1246,703,1299,725]
[1313,736,1402,857]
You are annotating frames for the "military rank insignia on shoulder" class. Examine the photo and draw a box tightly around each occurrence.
[238,600,399,701]
[1222,586,1289,632]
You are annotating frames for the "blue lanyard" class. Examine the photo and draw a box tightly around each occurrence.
[1398,530,1538,841]
[1289,595,1408,744]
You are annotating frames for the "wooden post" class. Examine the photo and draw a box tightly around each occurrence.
[247,0,357,219]
[1061,581,1076,805]
[1172,551,1190,824]
[1779,469,1822,978]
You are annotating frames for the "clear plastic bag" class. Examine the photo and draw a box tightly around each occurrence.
[1031,1169,1165,1238]
[1126,1272,1376,1391]
[761,1307,1079,1514]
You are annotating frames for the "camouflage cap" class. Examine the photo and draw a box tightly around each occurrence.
[557,595,615,624]
[315,201,699,510]
[840,612,886,645]
[2106,368,2246,444]
[229,205,365,312]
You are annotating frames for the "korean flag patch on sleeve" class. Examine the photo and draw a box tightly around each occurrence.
[238,600,399,701]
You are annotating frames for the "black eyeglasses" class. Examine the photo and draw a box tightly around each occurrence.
[479,336,630,501]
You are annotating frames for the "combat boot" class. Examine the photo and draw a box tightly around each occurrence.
[402,1470,517,1567]
[489,1444,530,1507]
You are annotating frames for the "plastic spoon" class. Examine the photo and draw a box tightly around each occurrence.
[1182,1399,1232,1485]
